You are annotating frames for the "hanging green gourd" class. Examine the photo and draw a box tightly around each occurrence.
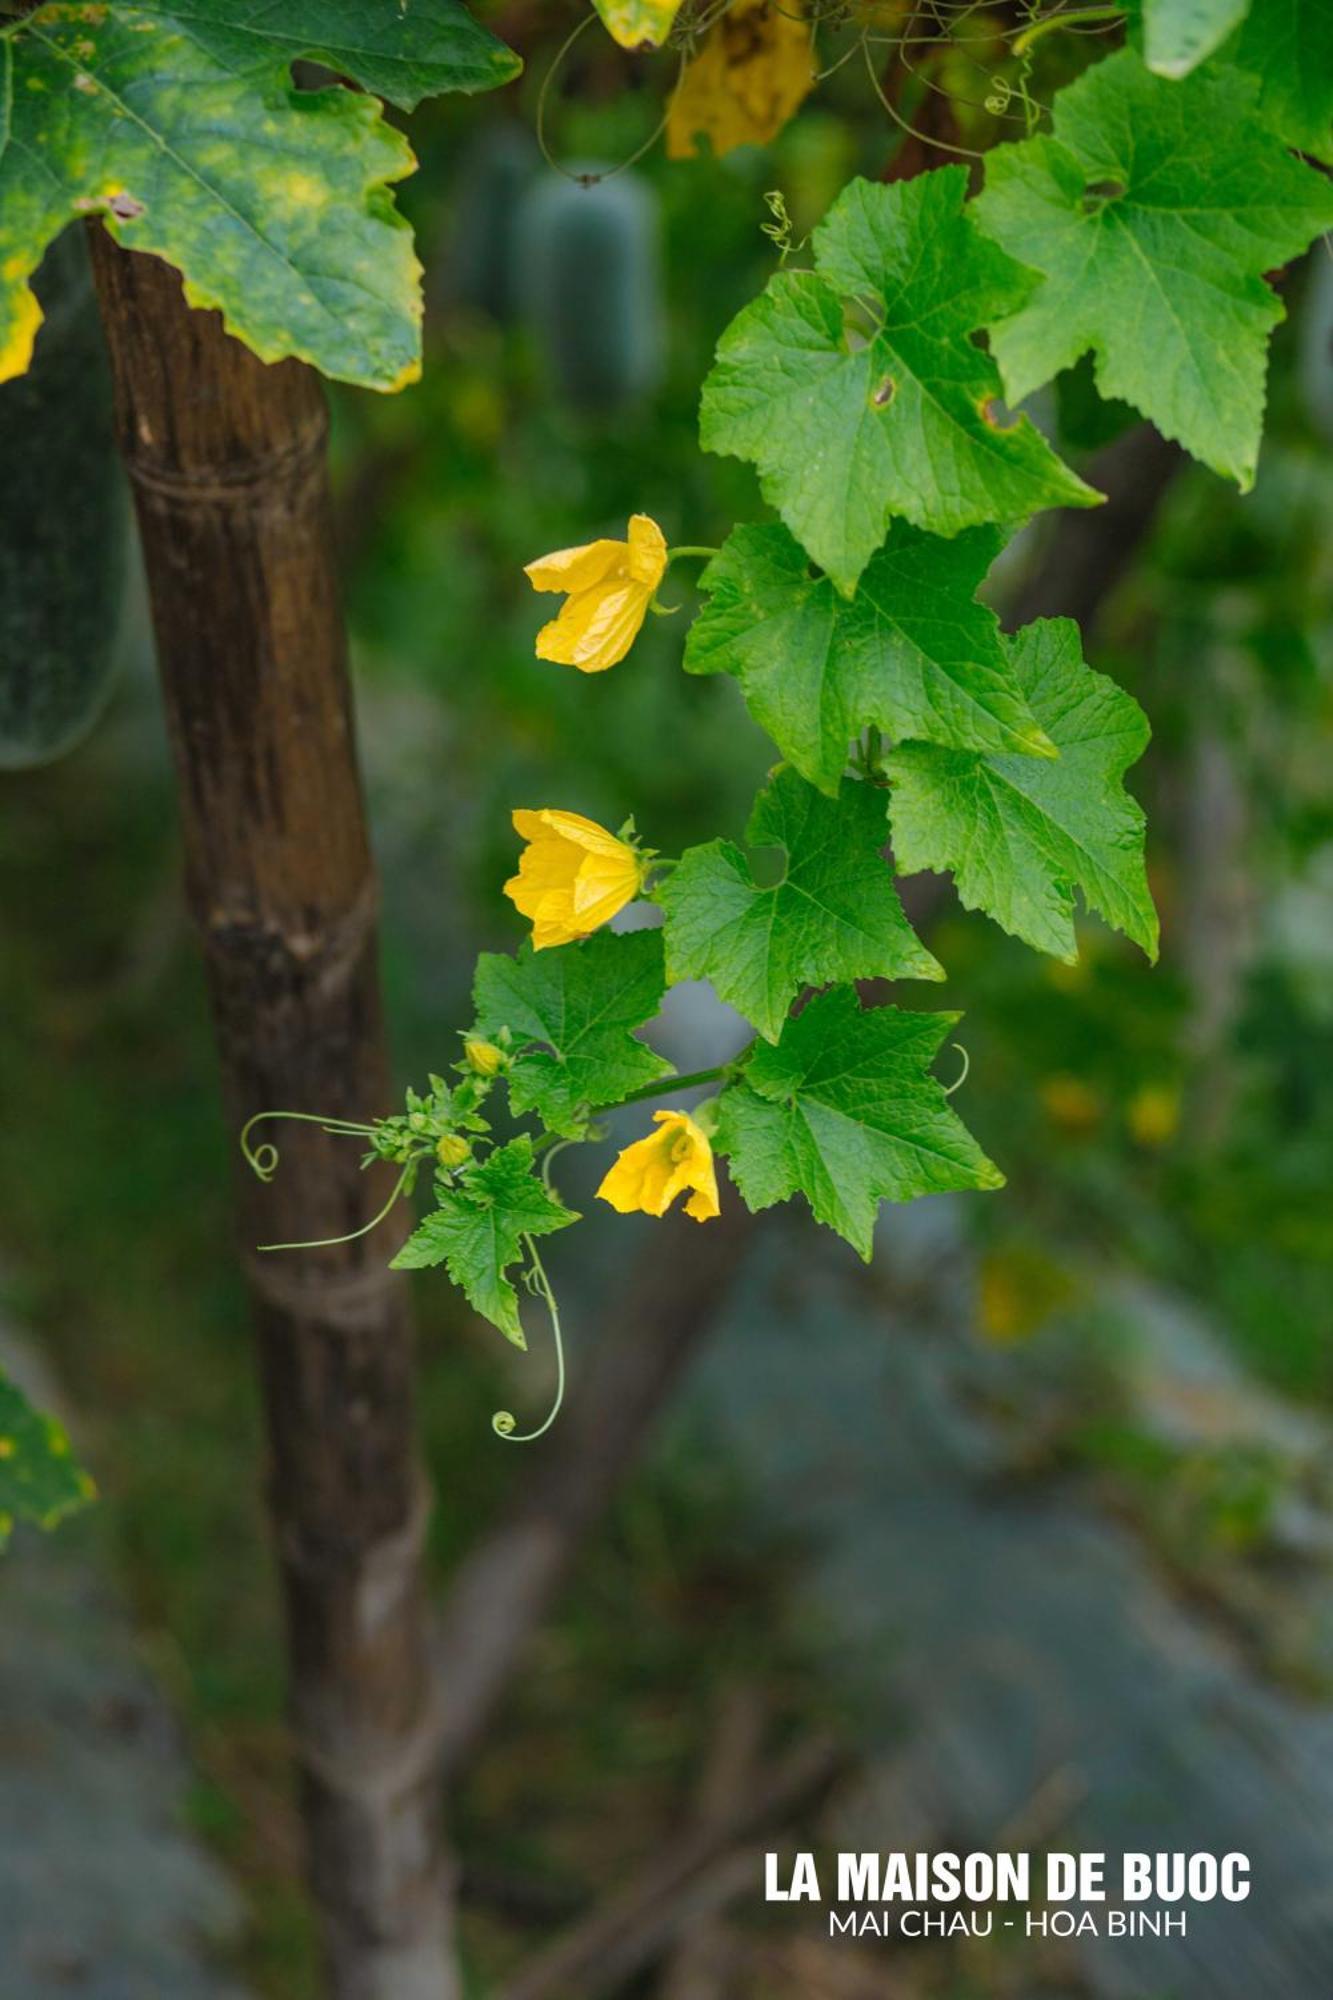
[514,167,664,416]
[448,121,541,324]
[0,229,129,772]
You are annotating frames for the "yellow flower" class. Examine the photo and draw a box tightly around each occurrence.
[463,1038,507,1076]
[505,809,646,951]
[597,1109,721,1223]
[525,514,667,673]
[666,0,815,162]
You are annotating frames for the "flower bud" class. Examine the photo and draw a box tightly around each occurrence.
[464,1038,506,1076]
[436,1133,472,1169]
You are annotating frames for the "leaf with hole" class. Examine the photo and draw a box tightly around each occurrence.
[699,166,1097,595]
[659,767,942,1040]
[974,50,1333,486]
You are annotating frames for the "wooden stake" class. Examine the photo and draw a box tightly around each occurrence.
[87,232,456,2000]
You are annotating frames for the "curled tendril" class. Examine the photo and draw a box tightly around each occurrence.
[942,1042,971,1096]
[238,1109,409,1253]
[492,1238,566,1444]
[240,1109,377,1184]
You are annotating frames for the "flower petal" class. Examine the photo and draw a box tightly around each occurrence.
[525,538,626,593]
[537,810,637,859]
[597,1109,720,1220]
[535,580,654,673]
[625,513,669,588]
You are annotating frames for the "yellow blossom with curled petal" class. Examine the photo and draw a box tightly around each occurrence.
[504,809,647,951]
[597,1109,721,1223]
[525,514,668,673]
[666,0,815,162]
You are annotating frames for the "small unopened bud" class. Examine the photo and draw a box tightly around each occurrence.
[436,1133,472,1169]
[464,1038,506,1076]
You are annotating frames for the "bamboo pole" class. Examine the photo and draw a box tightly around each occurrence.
[87,232,456,2000]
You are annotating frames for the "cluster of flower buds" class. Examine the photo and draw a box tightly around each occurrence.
[366,1030,513,1183]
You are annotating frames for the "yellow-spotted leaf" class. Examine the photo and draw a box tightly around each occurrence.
[592,0,685,51]
[0,0,517,390]
[0,1370,94,1551]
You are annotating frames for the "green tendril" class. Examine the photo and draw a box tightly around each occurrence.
[943,1043,971,1096]
[1010,5,1124,57]
[492,1238,566,1444]
[239,1109,378,1184]
[255,1162,414,1255]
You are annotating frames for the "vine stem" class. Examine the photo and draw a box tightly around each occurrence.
[615,1063,729,1107]
[665,544,721,565]
[1011,5,1124,55]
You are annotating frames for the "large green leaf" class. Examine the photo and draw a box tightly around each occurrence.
[1142,0,1250,77]
[699,167,1096,597]
[0,0,516,390]
[0,1369,94,1550]
[885,619,1158,963]
[472,929,671,1138]
[126,0,519,109]
[685,521,1055,793]
[974,50,1333,488]
[715,988,1003,1258]
[659,768,942,1041]
[1228,0,1333,158]
[392,1138,577,1346]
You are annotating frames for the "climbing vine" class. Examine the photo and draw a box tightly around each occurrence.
[2,0,1330,1457]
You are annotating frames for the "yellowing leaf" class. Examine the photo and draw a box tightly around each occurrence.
[593,0,685,52]
[0,0,518,392]
[666,0,815,160]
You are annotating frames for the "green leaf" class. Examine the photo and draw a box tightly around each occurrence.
[885,619,1158,963]
[715,988,1003,1258]
[659,767,942,1041]
[591,0,684,51]
[392,1138,576,1346]
[0,0,514,390]
[973,50,1333,488]
[699,166,1096,596]
[125,0,519,108]
[685,520,1056,794]
[1227,0,1333,159]
[473,928,671,1138]
[1143,0,1251,78]
[0,1369,95,1551]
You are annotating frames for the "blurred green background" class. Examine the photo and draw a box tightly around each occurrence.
[2,10,1332,1995]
